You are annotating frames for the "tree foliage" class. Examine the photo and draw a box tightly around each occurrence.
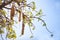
[0,0,53,40]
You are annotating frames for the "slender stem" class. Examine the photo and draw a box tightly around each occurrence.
[29,25,33,35]
[45,26,52,33]
[29,16,52,34]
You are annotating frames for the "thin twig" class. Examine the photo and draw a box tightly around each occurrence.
[29,25,33,36]
[0,0,12,9]
[29,16,52,34]
[45,26,52,33]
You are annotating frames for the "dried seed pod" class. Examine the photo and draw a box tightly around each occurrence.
[10,4,15,20]
[18,10,21,22]
[21,23,25,35]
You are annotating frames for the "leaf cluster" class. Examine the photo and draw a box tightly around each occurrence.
[0,0,50,40]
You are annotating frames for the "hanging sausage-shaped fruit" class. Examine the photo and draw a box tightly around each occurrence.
[18,10,21,22]
[10,2,15,20]
[21,22,25,35]
[21,13,25,35]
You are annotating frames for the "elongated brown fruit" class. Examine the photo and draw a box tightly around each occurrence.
[21,23,25,35]
[10,4,15,20]
[18,11,21,22]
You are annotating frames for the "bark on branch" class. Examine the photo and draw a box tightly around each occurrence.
[0,0,12,9]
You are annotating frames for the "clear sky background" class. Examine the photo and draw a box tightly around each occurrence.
[16,0,60,40]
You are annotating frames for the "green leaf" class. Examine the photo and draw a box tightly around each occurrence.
[0,29,4,34]
[0,10,6,16]
[38,18,41,21]
[32,2,36,10]
[29,12,33,16]
[7,34,12,39]
[7,30,16,39]
[32,27,35,30]
[11,34,16,39]
[36,9,42,16]
[43,22,46,26]
[30,35,33,38]
[37,18,46,26]
[27,11,33,17]
[0,0,2,5]
[29,23,32,27]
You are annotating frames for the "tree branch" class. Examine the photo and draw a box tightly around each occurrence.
[0,0,12,9]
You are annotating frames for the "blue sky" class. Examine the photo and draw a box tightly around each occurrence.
[39,0,60,40]
[17,0,60,40]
